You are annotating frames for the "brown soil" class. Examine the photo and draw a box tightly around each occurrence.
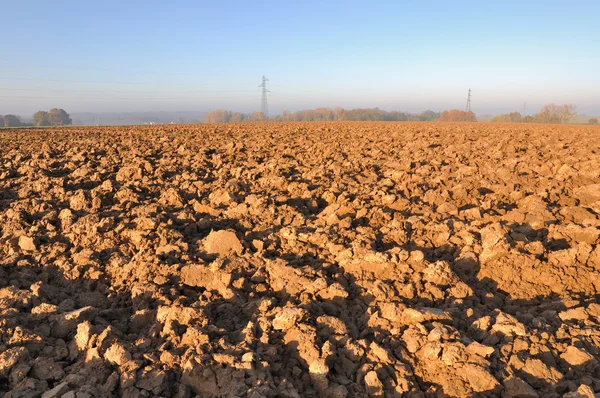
[0,122,599,398]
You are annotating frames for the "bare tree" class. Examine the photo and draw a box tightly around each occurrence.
[204,110,230,123]
[535,104,559,123]
[534,104,577,124]
[559,104,577,124]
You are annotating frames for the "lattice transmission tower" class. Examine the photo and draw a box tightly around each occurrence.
[258,75,269,118]
[466,88,472,112]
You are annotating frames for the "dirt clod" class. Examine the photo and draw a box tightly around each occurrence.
[203,229,243,256]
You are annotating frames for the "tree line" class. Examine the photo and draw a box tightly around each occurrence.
[0,109,72,128]
[206,104,599,125]
[489,104,579,124]
[32,109,72,126]
[439,110,477,122]
[205,110,268,123]
[205,108,444,123]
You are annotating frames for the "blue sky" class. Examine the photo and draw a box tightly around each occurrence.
[1,0,598,116]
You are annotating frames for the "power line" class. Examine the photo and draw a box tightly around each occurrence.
[258,75,269,118]
[0,76,144,85]
[0,94,257,100]
[18,64,197,77]
[0,87,256,95]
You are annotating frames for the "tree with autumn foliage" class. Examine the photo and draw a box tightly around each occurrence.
[250,112,266,122]
[439,110,477,122]
[47,108,72,126]
[489,112,523,123]
[32,109,71,126]
[33,111,50,126]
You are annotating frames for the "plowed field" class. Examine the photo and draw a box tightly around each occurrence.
[1,122,599,397]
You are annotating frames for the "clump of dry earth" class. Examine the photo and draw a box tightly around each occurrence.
[0,122,599,398]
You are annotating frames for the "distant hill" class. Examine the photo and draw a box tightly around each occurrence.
[69,111,207,126]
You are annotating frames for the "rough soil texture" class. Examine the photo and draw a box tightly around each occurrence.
[1,122,599,398]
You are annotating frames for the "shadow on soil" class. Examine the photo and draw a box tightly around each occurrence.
[1,205,598,398]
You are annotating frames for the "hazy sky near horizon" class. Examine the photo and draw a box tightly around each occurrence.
[1,0,599,116]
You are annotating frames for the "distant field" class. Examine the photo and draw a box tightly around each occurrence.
[1,122,600,397]
[571,115,600,124]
